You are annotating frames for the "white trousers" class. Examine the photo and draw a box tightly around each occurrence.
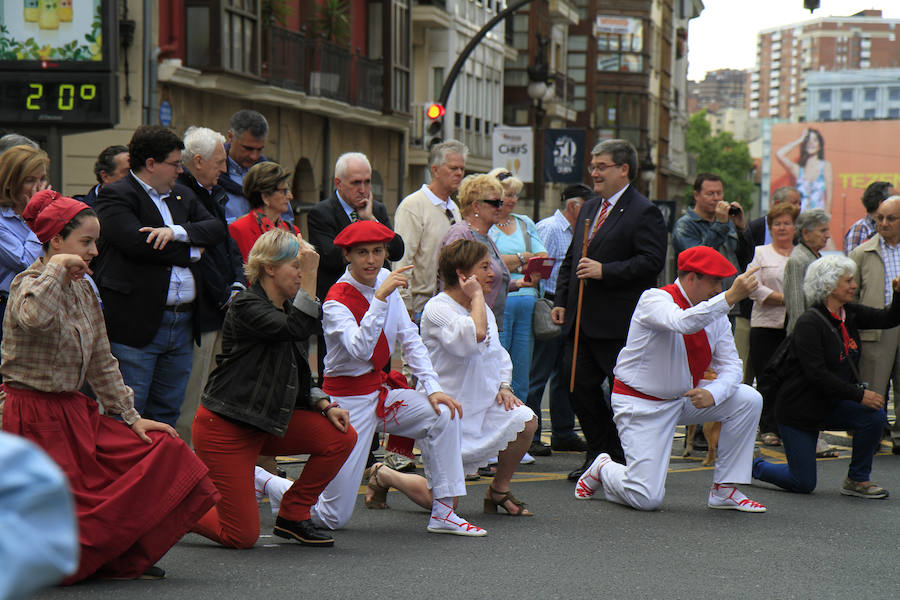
[601,384,762,511]
[311,388,465,530]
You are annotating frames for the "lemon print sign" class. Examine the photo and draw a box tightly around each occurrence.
[0,0,102,61]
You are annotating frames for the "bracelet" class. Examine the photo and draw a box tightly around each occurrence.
[516,252,526,266]
[321,401,339,415]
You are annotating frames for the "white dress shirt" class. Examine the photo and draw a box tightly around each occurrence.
[613,280,743,405]
[322,267,442,395]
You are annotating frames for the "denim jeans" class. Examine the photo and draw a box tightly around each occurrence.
[752,398,885,493]
[109,310,194,427]
[526,330,578,443]
[498,294,536,403]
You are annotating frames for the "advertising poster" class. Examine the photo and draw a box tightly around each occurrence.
[544,128,585,184]
[767,120,900,252]
[492,126,533,183]
[0,0,103,61]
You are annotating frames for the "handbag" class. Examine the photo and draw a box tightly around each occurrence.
[514,216,562,340]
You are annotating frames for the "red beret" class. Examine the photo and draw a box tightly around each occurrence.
[22,190,92,244]
[333,220,395,248]
[677,245,736,278]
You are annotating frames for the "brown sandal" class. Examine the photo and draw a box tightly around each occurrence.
[363,463,390,509]
[483,486,533,516]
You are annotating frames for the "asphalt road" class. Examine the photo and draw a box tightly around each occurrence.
[32,434,899,600]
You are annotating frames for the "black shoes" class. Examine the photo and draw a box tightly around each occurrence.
[567,454,597,481]
[138,566,166,580]
[273,517,334,547]
[551,437,588,452]
[529,441,552,456]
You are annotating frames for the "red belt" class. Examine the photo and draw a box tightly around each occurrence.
[612,378,667,402]
[323,370,416,459]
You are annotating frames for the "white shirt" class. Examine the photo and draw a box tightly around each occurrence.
[747,244,790,329]
[322,267,442,396]
[421,184,454,211]
[130,172,198,305]
[613,280,742,405]
[590,183,628,233]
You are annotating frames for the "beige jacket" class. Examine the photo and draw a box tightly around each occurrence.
[393,187,461,315]
[850,234,887,342]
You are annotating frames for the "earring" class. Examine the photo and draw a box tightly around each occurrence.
[474,211,479,218]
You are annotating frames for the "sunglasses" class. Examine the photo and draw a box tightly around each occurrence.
[497,171,513,182]
[481,198,504,207]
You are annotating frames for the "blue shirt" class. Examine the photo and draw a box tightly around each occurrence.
[536,209,572,294]
[223,155,252,224]
[0,207,42,293]
[0,432,78,597]
[490,213,547,297]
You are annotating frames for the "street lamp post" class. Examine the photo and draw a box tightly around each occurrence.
[527,35,554,222]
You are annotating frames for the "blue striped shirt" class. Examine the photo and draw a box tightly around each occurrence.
[536,209,573,295]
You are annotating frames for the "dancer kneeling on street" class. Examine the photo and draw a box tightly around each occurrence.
[2,190,219,582]
[311,220,486,537]
[191,229,357,549]
[753,255,900,499]
[421,240,538,516]
[576,245,767,513]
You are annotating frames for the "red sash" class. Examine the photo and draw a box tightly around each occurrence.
[660,283,712,387]
[322,282,415,459]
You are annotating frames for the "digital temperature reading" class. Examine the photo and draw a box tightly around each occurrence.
[0,72,117,126]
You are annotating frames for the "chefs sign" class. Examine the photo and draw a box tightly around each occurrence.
[492,126,533,183]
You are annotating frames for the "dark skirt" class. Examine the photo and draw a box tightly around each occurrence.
[1,385,219,583]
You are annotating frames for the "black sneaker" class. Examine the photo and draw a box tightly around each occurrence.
[138,566,166,580]
[274,517,335,547]
[528,441,552,456]
[551,437,587,452]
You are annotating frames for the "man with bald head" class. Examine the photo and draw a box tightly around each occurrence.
[308,152,404,382]
[851,195,900,454]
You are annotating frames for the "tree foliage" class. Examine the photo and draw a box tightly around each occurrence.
[685,110,755,209]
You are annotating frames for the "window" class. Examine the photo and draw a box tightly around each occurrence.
[819,110,831,120]
[840,88,853,103]
[594,91,644,148]
[864,108,876,119]
[889,108,900,118]
[864,87,877,102]
[594,15,644,73]
[840,109,853,120]
[818,89,832,103]
[890,87,900,101]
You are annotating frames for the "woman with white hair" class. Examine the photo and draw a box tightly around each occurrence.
[752,255,900,498]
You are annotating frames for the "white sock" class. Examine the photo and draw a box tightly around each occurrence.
[711,483,746,502]
[254,466,292,516]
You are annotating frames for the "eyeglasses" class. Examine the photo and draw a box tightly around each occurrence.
[273,187,291,195]
[161,160,183,170]
[480,198,504,207]
[497,171,513,182]
[589,162,621,173]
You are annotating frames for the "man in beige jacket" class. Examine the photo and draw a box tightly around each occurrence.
[394,140,466,322]
[850,195,900,454]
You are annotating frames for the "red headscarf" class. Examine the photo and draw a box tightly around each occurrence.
[22,190,91,243]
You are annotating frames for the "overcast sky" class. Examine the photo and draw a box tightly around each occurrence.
[687,1,900,81]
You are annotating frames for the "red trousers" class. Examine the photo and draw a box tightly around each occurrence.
[191,406,356,549]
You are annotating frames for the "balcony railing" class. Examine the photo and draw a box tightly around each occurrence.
[262,25,384,110]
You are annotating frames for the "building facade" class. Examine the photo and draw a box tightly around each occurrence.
[688,68,749,114]
[806,68,900,121]
[750,9,900,120]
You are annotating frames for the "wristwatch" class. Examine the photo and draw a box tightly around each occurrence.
[516,252,526,266]
[499,382,512,392]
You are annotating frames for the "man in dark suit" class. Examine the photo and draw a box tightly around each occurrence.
[307,152,403,383]
[93,125,227,426]
[73,145,129,207]
[552,139,667,480]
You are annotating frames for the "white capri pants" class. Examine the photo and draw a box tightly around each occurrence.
[311,388,465,530]
[600,383,762,511]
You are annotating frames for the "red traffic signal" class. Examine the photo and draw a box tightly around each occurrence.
[425,103,445,120]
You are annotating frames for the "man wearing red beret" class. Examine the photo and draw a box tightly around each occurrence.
[575,246,769,513]
[310,220,486,537]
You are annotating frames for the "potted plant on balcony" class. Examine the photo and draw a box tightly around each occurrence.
[311,0,350,46]
[308,0,351,98]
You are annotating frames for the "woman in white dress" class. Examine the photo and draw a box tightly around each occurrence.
[420,239,537,516]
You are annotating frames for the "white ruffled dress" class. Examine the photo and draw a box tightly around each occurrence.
[419,292,535,474]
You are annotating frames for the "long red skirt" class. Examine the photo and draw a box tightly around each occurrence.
[1,386,220,583]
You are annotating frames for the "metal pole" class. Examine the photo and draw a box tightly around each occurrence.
[533,101,545,222]
[438,0,535,107]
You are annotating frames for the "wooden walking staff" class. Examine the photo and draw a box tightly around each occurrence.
[569,219,591,393]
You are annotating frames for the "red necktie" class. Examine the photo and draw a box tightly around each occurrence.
[589,200,611,240]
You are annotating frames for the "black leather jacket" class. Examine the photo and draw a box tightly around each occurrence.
[201,283,323,436]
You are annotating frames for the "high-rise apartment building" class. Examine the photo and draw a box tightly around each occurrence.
[688,69,749,114]
[750,9,900,120]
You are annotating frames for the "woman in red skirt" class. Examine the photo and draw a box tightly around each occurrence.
[191,228,356,548]
[0,190,219,583]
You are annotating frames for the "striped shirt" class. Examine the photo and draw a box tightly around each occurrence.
[881,237,900,305]
[844,215,877,255]
[536,209,573,295]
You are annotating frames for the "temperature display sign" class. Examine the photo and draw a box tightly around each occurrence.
[0,71,117,126]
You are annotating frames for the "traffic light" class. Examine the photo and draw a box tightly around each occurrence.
[424,103,445,150]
